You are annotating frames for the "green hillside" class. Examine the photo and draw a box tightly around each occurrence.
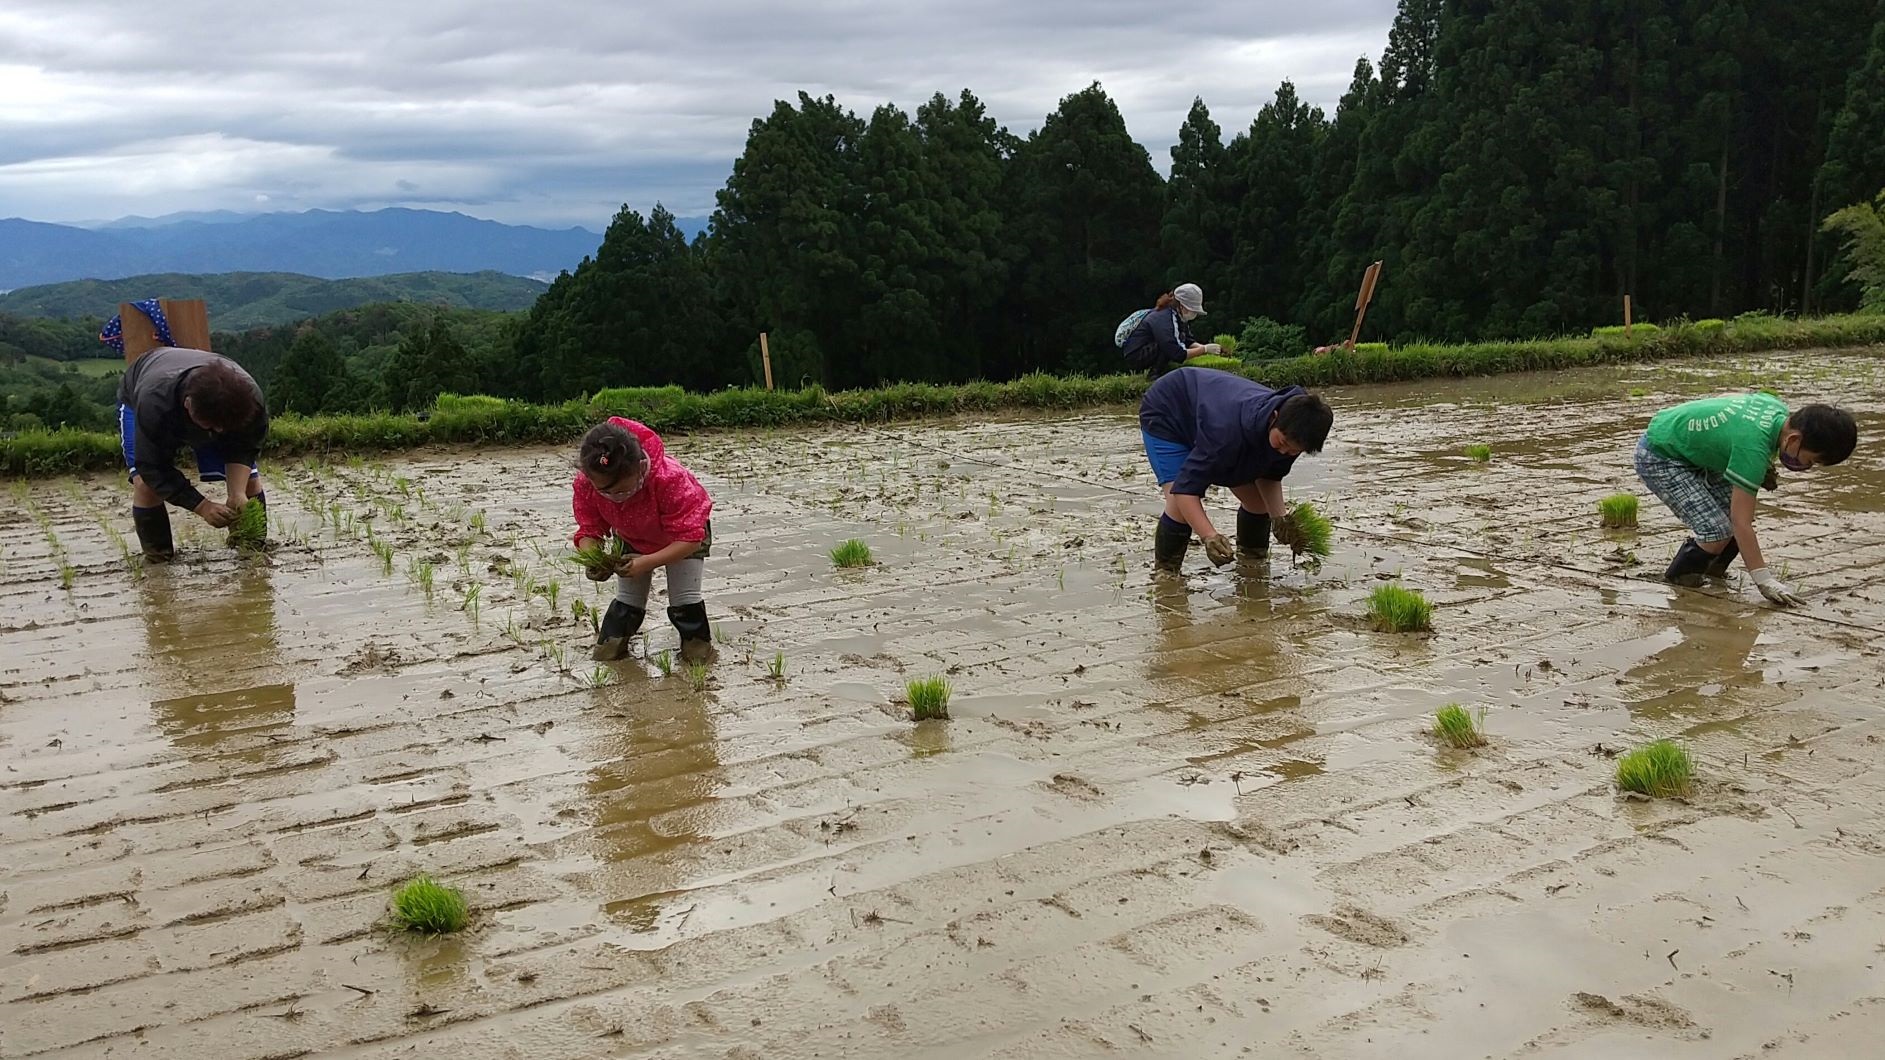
[0,270,548,329]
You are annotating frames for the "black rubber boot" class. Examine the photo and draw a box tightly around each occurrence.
[668,602,713,662]
[1663,538,1712,587]
[132,505,175,563]
[1237,508,1272,559]
[1703,538,1739,579]
[1154,515,1191,573]
[593,600,645,661]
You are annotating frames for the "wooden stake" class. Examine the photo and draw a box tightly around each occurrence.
[164,299,211,352]
[118,303,161,364]
[119,299,212,366]
[759,332,774,391]
[1623,294,1633,337]
[1345,261,1384,352]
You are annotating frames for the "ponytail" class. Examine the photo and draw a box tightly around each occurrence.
[579,421,645,477]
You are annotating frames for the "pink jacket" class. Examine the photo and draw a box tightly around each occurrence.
[570,418,713,554]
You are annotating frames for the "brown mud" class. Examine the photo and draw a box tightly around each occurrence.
[4,349,1885,1057]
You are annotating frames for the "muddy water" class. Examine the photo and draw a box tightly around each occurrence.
[4,348,1885,1058]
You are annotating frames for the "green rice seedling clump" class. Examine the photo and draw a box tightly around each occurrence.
[1186,355,1244,370]
[389,875,469,935]
[1615,739,1693,797]
[227,499,268,550]
[1464,443,1492,463]
[567,535,627,572]
[830,538,874,569]
[1593,323,1662,338]
[907,675,951,720]
[1433,704,1487,748]
[1280,502,1334,558]
[1367,583,1433,633]
[1598,493,1639,529]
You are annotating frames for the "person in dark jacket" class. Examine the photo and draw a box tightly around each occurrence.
[1139,366,1333,572]
[118,346,269,561]
[1121,283,1220,378]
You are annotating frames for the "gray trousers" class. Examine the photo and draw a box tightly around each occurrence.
[615,557,705,608]
[613,526,710,609]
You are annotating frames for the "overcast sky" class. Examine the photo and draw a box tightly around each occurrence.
[1,1,1396,230]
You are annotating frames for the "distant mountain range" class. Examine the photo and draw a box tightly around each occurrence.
[0,208,711,290]
[0,271,550,330]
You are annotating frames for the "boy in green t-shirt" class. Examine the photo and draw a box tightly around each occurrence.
[1634,393,1857,606]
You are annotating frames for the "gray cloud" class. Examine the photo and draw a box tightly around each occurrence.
[0,0,1395,228]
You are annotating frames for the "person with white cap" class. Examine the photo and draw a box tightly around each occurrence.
[1118,283,1220,378]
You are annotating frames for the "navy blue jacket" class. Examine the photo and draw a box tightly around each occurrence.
[1121,306,1196,377]
[1139,368,1304,496]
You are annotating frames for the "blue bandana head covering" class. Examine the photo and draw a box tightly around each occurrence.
[99,299,173,354]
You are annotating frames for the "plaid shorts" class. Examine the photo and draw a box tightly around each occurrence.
[1634,436,1734,542]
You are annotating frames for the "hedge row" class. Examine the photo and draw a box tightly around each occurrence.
[5,313,1881,476]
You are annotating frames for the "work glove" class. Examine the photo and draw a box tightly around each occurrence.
[1201,533,1236,567]
[1191,343,1223,358]
[1750,567,1805,607]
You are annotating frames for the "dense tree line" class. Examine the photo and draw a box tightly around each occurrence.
[215,304,516,416]
[500,0,1885,399]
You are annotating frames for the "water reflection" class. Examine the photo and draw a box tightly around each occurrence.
[1620,592,1763,716]
[1145,573,1197,683]
[583,687,722,933]
[1145,565,1298,693]
[139,567,296,758]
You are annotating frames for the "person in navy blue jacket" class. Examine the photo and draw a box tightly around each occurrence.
[1139,367,1334,572]
[1120,283,1219,378]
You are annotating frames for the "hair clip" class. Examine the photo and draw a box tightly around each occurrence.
[598,455,610,466]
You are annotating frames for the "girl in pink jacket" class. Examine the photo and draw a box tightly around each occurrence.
[571,418,715,661]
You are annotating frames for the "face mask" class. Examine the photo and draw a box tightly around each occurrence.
[1779,447,1811,472]
[596,458,649,500]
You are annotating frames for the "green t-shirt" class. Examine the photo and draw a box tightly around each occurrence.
[1644,392,1787,494]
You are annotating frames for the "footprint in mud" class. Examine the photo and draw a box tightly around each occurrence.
[1569,991,1700,1033]
[1303,904,1411,948]
[340,642,408,676]
[1042,773,1104,801]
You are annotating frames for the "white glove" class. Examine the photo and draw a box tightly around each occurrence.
[1198,343,1222,356]
[1750,567,1805,607]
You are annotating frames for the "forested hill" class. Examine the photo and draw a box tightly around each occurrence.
[0,208,605,289]
[0,271,547,329]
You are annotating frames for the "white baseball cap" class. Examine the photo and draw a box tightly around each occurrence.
[1174,283,1206,314]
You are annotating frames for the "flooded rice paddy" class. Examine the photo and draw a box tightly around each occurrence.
[4,350,1885,1058]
